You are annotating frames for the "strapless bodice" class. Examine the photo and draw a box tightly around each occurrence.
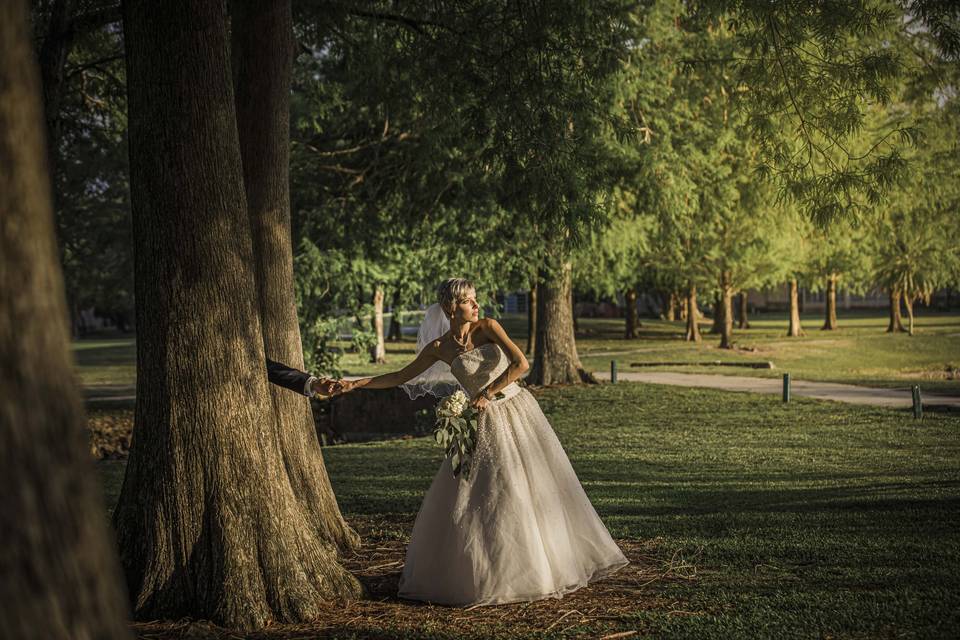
[449,342,522,401]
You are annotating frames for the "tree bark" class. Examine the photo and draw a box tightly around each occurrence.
[904,294,915,336]
[684,283,701,342]
[737,291,750,329]
[710,292,723,334]
[821,273,838,330]
[624,288,639,339]
[37,0,78,178]
[719,271,734,349]
[0,1,132,635]
[369,285,386,363]
[787,278,805,337]
[571,286,579,333]
[113,0,363,629]
[526,284,537,355]
[680,294,688,321]
[886,287,906,333]
[387,290,402,341]
[529,260,596,385]
[231,0,361,557]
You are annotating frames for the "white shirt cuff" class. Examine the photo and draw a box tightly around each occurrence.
[305,376,319,397]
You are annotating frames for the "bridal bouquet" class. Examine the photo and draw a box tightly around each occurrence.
[434,389,479,480]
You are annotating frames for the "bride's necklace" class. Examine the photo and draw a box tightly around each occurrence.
[451,326,472,352]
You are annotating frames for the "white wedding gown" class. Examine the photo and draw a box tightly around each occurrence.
[398,342,629,607]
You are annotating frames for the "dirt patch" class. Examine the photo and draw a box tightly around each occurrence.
[132,515,698,639]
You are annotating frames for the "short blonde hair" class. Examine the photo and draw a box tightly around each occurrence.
[437,278,475,315]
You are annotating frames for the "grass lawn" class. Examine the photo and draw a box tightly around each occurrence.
[333,309,960,396]
[72,310,960,396]
[96,382,960,639]
[73,336,136,387]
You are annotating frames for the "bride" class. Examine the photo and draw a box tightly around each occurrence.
[337,277,629,607]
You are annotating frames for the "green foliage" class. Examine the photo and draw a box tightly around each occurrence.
[290,1,632,363]
[869,104,960,304]
[693,0,918,224]
[44,0,960,352]
[51,18,132,326]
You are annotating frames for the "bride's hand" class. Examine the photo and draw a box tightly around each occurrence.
[334,379,355,394]
[472,390,490,412]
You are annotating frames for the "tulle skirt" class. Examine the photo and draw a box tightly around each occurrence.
[398,388,629,607]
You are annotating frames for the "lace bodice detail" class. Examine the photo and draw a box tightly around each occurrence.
[449,342,521,401]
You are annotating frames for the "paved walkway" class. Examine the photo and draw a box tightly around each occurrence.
[593,371,960,409]
[82,374,960,410]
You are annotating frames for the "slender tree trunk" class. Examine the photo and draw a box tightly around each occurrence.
[624,288,639,339]
[821,273,838,330]
[37,0,77,179]
[526,284,537,355]
[1,2,132,635]
[719,271,734,349]
[684,283,701,342]
[529,259,596,384]
[231,0,360,557]
[370,285,386,363]
[680,294,688,321]
[710,292,723,334]
[787,278,805,337]
[737,292,750,329]
[664,291,677,321]
[571,286,579,333]
[886,287,906,333]
[387,290,402,341]
[904,294,915,336]
[113,0,363,629]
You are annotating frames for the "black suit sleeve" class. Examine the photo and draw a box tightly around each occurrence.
[266,358,312,396]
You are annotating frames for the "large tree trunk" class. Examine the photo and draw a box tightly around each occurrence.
[387,290,402,341]
[525,284,537,354]
[719,271,734,349]
[529,260,596,385]
[231,0,360,556]
[822,273,838,330]
[369,285,386,363]
[737,292,750,329]
[886,287,906,333]
[787,278,805,337]
[113,0,363,629]
[624,288,639,339]
[684,283,701,342]
[1,2,131,635]
[710,292,723,334]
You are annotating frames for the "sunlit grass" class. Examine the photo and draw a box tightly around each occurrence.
[96,382,960,638]
[71,310,960,395]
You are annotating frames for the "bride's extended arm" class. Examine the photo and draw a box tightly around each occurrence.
[342,345,439,392]
[478,318,529,398]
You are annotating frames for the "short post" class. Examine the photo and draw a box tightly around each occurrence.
[782,373,791,403]
[610,360,618,384]
[912,385,922,420]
